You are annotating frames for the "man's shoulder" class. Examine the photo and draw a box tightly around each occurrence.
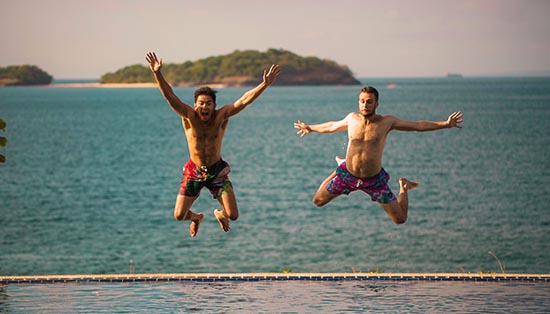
[377,115,402,129]
[379,114,399,122]
[215,105,234,118]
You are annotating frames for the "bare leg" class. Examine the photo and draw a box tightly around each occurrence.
[188,213,204,238]
[174,194,204,237]
[214,184,238,233]
[380,178,419,224]
[312,171,340,207]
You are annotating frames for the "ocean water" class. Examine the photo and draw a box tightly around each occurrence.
[1,77,549,275]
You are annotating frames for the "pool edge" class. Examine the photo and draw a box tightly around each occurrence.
[1,273,548,284]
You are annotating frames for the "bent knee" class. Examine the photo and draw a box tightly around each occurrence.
[311,197,325,207]
[313,197,328,207]
[174,208,188,221]
[313,189,338,207]
[392,216,407,224]
[225,207,239,221]
[174,211,185,221]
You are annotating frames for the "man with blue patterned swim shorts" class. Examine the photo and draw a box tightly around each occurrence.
[326,161,397,204]
[295,86,463,224]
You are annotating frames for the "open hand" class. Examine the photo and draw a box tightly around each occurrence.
[145,52,162,73]
[447,111,464,128]
[294,120,311,137]
[263,64,281,86]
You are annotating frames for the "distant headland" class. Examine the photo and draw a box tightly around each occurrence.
[100,49,361,86]
[0,49,361,87]
[0,65,53,86]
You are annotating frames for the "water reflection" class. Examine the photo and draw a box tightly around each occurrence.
[2,280,548,313]
[0,285,12,313]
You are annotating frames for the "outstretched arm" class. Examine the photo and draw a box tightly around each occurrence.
[145,52,194,117]
[294,116,349,137]
[222,64,281,118]
[391,111,464,132]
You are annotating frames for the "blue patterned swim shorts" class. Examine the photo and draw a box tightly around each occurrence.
[326,162,397,204]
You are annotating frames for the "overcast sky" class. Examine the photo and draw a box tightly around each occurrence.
[1,0,548,79]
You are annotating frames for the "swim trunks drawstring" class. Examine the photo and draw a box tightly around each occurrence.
[198,165,208,182]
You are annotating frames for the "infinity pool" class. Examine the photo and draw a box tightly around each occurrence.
[1,274,548,313]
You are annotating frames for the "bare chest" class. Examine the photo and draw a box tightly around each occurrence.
[182,118,227,143]
[348,119,388,144]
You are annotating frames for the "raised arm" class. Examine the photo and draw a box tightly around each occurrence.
[294,116,349,137]
[145,52,194,117]
[391,111,464,132]
[222,64,281,118]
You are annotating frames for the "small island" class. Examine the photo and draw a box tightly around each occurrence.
[100,49,361,86]
[0,65,53,86]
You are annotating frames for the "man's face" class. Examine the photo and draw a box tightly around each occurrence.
[194,95,216,122]
[358,92,378,117]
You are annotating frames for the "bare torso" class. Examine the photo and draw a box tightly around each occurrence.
[345,112,394,178]
[182,110,228,167]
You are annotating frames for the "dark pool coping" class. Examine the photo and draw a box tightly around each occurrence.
[1,273,548,284]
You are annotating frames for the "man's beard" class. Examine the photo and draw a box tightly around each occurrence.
[361,110,375,117]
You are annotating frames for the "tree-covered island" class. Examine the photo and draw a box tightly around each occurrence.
[0,65,53,86]
[100,49,361,86]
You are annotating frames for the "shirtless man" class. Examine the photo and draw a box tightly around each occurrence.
[146,52,281,237]
[294,86,463,224]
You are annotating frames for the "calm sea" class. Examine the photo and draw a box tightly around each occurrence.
[1,77,549,275]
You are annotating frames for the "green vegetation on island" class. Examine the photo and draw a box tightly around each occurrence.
[0,65,53,86]
[100,49,361,86]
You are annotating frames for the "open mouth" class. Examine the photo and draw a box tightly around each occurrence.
[200,110,209,119]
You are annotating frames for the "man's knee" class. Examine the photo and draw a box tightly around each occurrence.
[391,215,407,224]
[174,209,187,221]
[313,196,328,207]
[174,205,189,221]
[381,202,407,224]
[313,188,338,207]
[229,210,239,221]
[223,205,239,221]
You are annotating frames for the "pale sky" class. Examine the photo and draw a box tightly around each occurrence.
[1,0,548,79]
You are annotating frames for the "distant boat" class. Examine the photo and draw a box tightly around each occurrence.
[446,72,463,78]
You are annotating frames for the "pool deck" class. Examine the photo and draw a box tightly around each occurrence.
[1,273,548,284]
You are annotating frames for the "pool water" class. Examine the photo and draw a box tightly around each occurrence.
[1,280,548,313]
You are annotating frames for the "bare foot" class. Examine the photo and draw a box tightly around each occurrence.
[335,156,345,165]
[189,213,204,238]
[214,209,230,232]
[399,178,419,191]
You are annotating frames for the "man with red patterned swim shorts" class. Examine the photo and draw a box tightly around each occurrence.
[179,159,232,199]
[146,52,280,237]
[294,86,463,224]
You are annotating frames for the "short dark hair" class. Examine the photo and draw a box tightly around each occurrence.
[194,86,217,103]
[359,86,379,101]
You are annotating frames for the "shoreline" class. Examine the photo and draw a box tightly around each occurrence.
[47,82,158,88]
[2,82,238,89]
[47,82,229,88]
